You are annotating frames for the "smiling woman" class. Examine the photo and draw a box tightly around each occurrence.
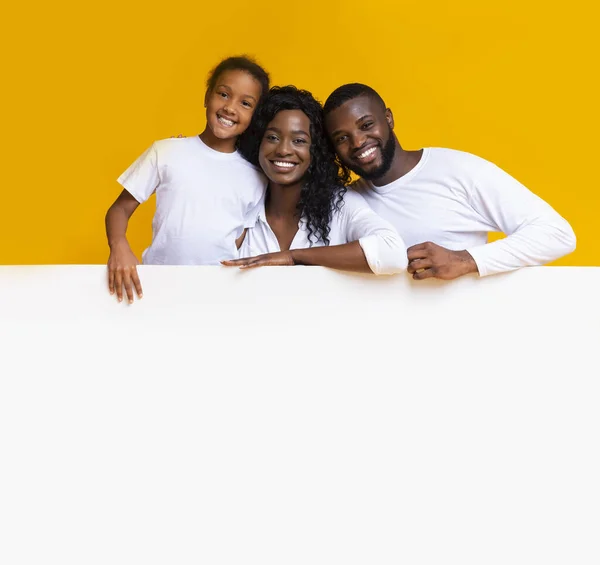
[221,86,408,275]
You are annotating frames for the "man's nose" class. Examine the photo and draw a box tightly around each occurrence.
[350,132,367,150]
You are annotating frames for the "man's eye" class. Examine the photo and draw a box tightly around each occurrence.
[361,122,373,129]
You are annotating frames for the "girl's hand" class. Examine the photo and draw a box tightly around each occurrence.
[221,251,295,269]
[108,241,143,303]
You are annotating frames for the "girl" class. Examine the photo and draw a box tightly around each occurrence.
[222,86,407,275]
[105,56,269,303]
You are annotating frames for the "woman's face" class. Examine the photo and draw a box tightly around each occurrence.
[258,109,311,186]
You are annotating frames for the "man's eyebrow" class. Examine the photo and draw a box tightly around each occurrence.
[356,114,374,123]
[330,114,374,137]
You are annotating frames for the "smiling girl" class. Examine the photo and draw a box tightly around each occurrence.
[222,86,408,275]
[105,56,269,302]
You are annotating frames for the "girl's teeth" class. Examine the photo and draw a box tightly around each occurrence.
[274,161,295,168]
[218,116,235,127]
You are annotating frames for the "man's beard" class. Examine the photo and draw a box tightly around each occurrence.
[346,129,396,181]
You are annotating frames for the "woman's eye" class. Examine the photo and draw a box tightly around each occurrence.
[336,136,347,144]
[265,134,278,142]
[293,138,307,144]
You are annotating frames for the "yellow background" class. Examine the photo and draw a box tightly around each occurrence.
[1,0,597,265]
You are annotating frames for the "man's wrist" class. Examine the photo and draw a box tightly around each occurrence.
[456,250,479,275]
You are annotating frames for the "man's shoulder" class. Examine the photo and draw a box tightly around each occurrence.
[427,147,495,170]
[349,177,372,194]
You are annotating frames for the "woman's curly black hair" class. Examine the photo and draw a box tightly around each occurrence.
[238,85,351,245]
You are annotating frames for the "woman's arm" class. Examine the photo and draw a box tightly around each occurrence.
[222,192,408,275]
[221,242,372,273]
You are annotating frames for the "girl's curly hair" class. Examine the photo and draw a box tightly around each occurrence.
[238,85,350,245]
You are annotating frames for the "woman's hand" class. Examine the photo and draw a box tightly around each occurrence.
[221,251,295,269]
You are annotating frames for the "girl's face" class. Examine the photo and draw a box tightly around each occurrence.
[204,70,262,140]
[258,109,312,187]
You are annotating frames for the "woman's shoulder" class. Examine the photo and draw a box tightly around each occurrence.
[337,187,369,211]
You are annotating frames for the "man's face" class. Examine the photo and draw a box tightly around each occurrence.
[325,95,396,181]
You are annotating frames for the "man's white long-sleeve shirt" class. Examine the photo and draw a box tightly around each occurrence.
[352,147,576,277]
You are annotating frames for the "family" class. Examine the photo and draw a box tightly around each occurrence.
[105,56,576,303]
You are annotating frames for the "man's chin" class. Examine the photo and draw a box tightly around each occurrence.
[349,163,383,181]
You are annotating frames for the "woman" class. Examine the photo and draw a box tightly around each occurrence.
[221,86,408,275]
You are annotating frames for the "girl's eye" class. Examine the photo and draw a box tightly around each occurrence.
[219,92,228,98]
[242,101,252,108]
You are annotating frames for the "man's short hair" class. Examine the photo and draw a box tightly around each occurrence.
[323,83,386,116]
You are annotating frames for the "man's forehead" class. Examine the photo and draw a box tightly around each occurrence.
[328,95,381,123]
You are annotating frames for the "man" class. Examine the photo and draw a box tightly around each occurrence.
[323,83,576,280]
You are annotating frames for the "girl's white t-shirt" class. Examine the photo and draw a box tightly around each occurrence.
[118,136,267,265]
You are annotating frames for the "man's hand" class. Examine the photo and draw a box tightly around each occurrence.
[221,251,295,269]
[407,242,478,280]
[108,240,143,303]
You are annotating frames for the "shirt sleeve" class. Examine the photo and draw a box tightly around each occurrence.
[463,155,576,277]
[340,191,408,275]
[117,143,160,204]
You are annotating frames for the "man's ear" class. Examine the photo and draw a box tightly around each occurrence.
[386,108,394,130]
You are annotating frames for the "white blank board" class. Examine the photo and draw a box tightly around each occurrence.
[1,265,599,565]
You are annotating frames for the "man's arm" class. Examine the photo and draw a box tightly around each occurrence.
[464,155,576,277]
[408,154,576,281]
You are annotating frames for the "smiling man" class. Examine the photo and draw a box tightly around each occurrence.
[323,83,577,280]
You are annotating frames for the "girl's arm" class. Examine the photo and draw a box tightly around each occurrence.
[105,189,142,303]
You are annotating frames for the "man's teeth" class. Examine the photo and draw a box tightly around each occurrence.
[273,161,295,168]
[218,116,235,127]
[357,147,377,159]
